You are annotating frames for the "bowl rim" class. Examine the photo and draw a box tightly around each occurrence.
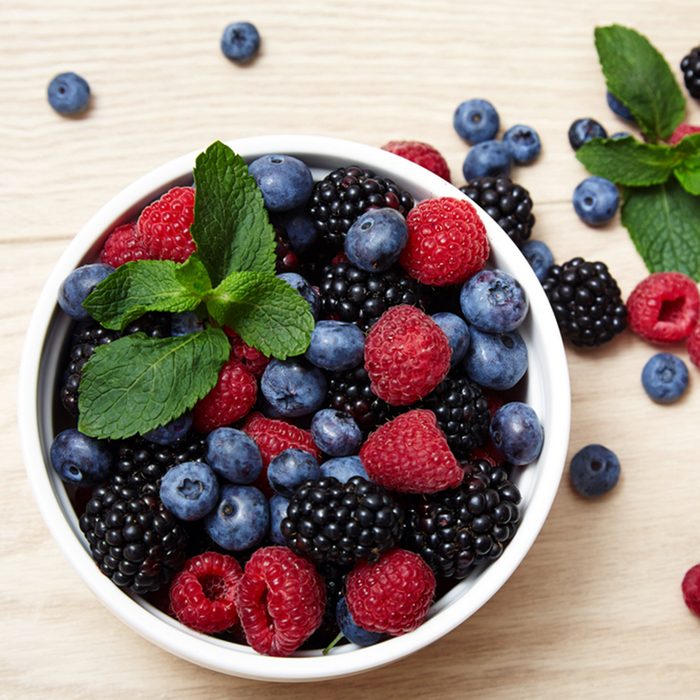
[18,134,570,682]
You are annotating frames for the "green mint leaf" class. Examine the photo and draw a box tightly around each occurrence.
[594,25,685,141]
[191,141,276,285]
[206,271,314,359]
[83,259,210,330]
[672,134,700,195]
[621,178,700,280]
[77,328,230,440]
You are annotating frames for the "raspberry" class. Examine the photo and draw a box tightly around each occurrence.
[137,186,196,263]
[668,123,700,144]
[345,549,435,635]
[100,222,148,267]
[688,324,700,368]
[627,272,700,343]
[683,564,700,617]
[192,358,257,433]
[224,328,270,377]
[235,546,325,656]
[169,552,243,633]
[364,305,450,405]
[400,197,489,286]
[360,409,463,493]
[381,140,451,181]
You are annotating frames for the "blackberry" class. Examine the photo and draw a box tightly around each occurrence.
[681,46,700,98]
[281,476,404,567]
[274,225,299,274]
[319,261,424,331]
[421,376,490,459]
[459,176,534,248]
[404,460,521,579]
[303,563,349,649]
[542,257,627,347]
[308,166,414,250]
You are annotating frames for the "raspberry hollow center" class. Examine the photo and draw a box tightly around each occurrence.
[200,574,227,601]
[659,297,687,324]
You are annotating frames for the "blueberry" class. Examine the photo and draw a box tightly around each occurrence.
[220,21,261,63]
[47,72,91,116]
[269,494,290,545]
[170,311,205,336]
[520,240,554,282]
[460,269,528,333]
[320,456,368,483]
[606,91,635,122]
[569,444,620,497]
[204,484,269,551]
[490,402,544,466]
[159,461,219,521]
[305,320,365,372]
[464,327,528,391]
[462,140,512,180]
[573,176,619,226]
[143,412,193,445]
[248,154,313,212]
[261,359,327,417]
[344,208,408,272]
[502,125,541,165]
[453,99,500,144]
[277,272,321,318]
[205,427,263,484]
[58,263,114,319]
[336,597,384,647]
[431,312,470,366]
[568,118,607,150]
[276,208,317,252]
[311,409,363,457]
[641,353,689,404]
[611,131,632,140]
[50,429,112,485]
[267,448,321,497]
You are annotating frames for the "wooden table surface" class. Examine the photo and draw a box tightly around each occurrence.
[3,1,700,697]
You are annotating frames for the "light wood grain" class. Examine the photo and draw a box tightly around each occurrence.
[2,1,700,697]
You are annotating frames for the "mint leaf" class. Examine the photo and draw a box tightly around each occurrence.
[206,271,314,359]
[621,178,700,280]
[672,134,700,195]
[191,141,276,285]
[594,25,685,142]
[83,259,210,330]
[78,328,230,440]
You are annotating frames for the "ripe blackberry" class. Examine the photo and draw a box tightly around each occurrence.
[281,476,404,567]
[319,261,424,331]
[308,166,414,249]
[681,46,700,98]
[542,257,627,347]
[459,176,534,248]
[274,225,299,274]
[404,460,521,579]
[421,376,490,459]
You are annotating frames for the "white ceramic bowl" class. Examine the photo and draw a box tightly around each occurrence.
[19,135,570,682]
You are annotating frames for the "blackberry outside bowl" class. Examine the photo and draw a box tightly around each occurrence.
[19,135,570,682]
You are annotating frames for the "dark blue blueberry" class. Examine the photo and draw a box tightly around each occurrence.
[276,208,317,252]
[220,21,261,63]
[47,72,91,115]
[573,177,619,226]
[159,461,219,521]
[460,269,528,333]
[569,444,620,497]
[462,140,512,180]
[641,353,689,404]
[170,311,205,336]
[58,263,114,319]
[50,429,112,485]
[431,312,470,366]
[502,124,541,164]
[269,494,290,545]
[311,409,362,457]
[490,402,544,466]
[257,393,285,419]
[320,456,368,483]
[305,320,365,372]
[261,359,327,417]
[204,484,269,551]
[568,118,607,150]
[606,91,635,122]
[611,131,632,140]
[453,99,500,144]
[277,272,321,318]
[344,208,408,272]
[464,327,528,391]
[143,412,193,446]
[521,240,554,283]
[205,427,263,484]
[267,448,320,497]
[249,154,313,212]
[336,597,384,647]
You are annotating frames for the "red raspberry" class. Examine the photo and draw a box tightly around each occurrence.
[224,328,270,378]
[169,552,243,633]
[100,222,148,267]
[235,546,325,656]
[682,564,700,617]
[668,124,700,145]
[192,358,257,433]
[360,409,463,493]
[364,305,450,405]
[346,549,436,635]
[688,323,700,369]
[137,186,196,263]
[627,272,700,343]
[400,197,489,286]
[382,140,451,181]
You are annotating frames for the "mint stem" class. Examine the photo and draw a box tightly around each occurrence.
[323,631,345,655]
